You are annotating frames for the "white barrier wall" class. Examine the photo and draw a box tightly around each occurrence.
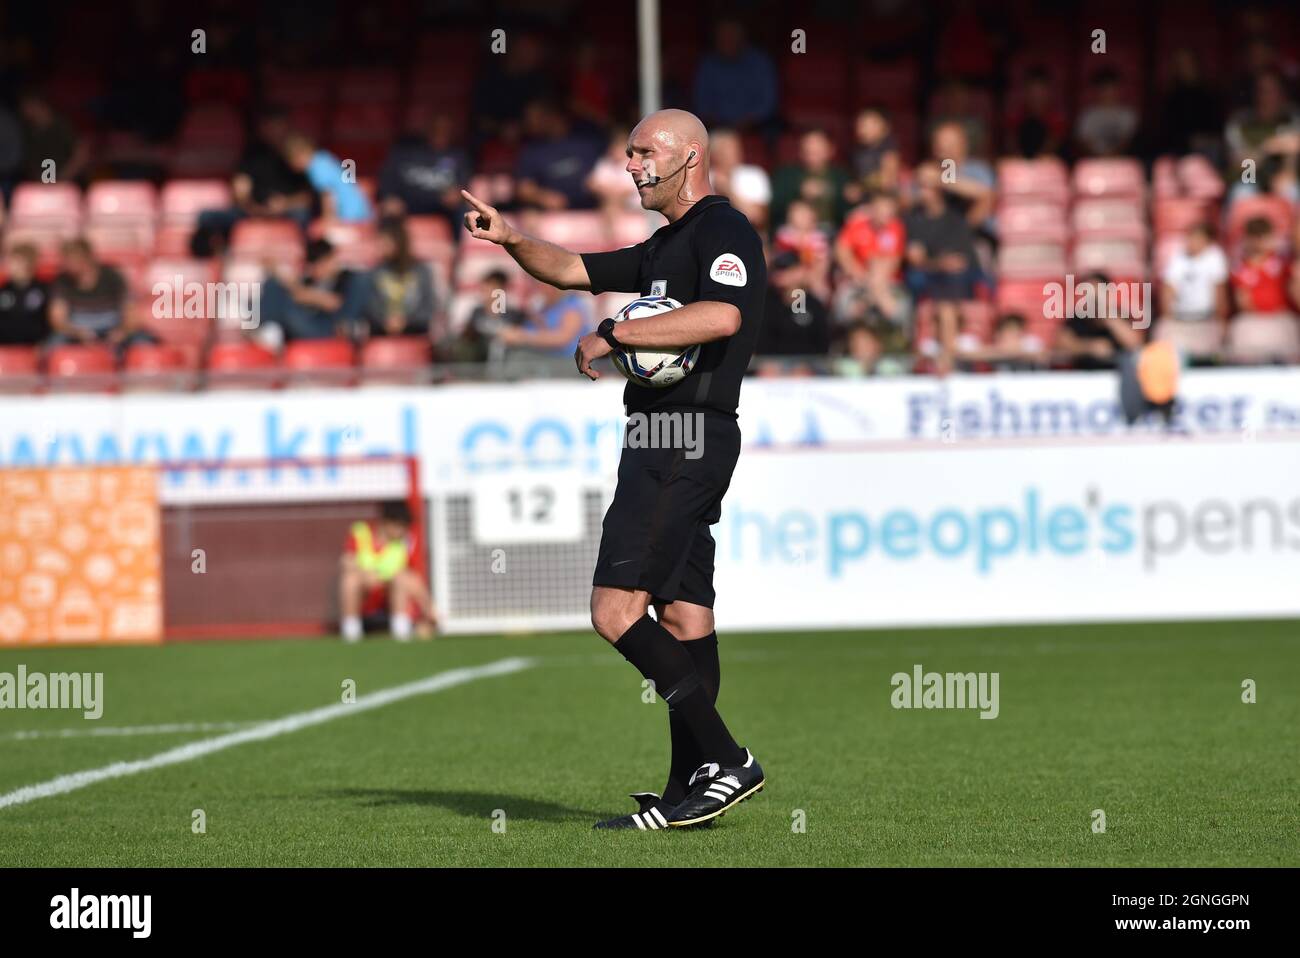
[3,368,1300,492]
[712,436,1300,629]
[4,370,1299,630]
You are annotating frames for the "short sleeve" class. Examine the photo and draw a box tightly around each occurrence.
[694,209,764,309]
[580,243,644,294]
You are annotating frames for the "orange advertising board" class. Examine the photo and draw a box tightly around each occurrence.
[0,466,162,645]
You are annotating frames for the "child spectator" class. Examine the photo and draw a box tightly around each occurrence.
[283,134,373,223]
[0,244,51,346]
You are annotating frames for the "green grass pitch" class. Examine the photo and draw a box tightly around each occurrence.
[0,620,1296,867]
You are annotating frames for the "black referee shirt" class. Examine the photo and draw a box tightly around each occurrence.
[581,195,765,417]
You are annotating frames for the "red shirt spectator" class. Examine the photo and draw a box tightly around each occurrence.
[1231,253,1291,312]
[837,208,906,267]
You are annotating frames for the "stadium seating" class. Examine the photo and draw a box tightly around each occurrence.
[45,344,117,393]
[123,343,199,391]
[282,339,358,388]
[205,340,280,389]
[361,336,433,384]
[158,179,232,256]
[229,219,305,270]
[0,346,41,393]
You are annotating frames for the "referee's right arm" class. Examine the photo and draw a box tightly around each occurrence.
[461,189,592,291]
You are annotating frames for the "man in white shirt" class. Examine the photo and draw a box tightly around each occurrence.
[1156,223,1230,358]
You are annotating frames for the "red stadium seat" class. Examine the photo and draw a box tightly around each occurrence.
[309,220,379,269]
[171,105,245,177]
[282,339,357,388]
[1071,199,1147,239]
[997,158,1069,202]
[122,343,197,391]
[161,180,233,225]
[0,345,41,393]
[46,344,117,392]
[361,336,432,384]
[86,181,157,222]
[998,241,1068,280]
[1072,237,1147,280]
[205,340,280,389]
[529,211,609,252]
[1153,197,1216,236]
[1073,159,1145,199]
[229,219,305,269]
[405,216,453,258]
[9,183,82,234]
[998,201,1069,243]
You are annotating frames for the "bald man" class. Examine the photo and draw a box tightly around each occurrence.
[462,108,766,830]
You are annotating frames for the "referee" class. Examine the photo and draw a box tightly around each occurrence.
[462,109,765,830]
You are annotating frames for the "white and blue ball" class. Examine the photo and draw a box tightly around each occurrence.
[608,296,700,388]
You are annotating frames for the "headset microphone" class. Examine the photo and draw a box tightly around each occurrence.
[644,150,696,187]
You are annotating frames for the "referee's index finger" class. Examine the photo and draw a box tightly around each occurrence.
[460,189,490,212]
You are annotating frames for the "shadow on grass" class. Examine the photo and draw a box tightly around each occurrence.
[327,787,610,822]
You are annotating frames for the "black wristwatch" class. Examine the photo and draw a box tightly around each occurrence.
[596,317,622,349]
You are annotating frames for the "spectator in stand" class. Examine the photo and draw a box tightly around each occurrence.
[957,313,1045,371]
[709,128,772,230]
[1075,69,1140,157]
[449,268,529,363]
[846,107,900,202]
[928,122,996,232]
[513,98,603,211]
[358,220,437,339]
[471,31,553,143]
[1225,72,1300,203]
[1055,272,1143,370]
[1006,68,1067,159]
[15,87,86,184]
[1232,217,1291,314]
[904,163,981,373]
[773,199,831,300]
[587,125,641,221]
[494,283,590,359]
[692,18,778,135]
[926,78,989,159]
[758,249,831,365]
[1155,223,1230,359]
[191,105,314,257]
[282,134,372,223]
[0,244,50,346]
[770,129,851,236]
[1228,216,1300,362]
[259,238,361,343]
[376,115,471,227]
[1158,48,1224,162]
[47,239,154,349]
[834,191,909,336]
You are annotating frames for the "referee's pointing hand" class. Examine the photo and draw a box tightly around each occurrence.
[461,189,512,245]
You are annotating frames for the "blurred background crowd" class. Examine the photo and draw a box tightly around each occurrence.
[0,0,1299,390]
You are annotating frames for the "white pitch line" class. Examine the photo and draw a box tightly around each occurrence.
[0,656,536,811]
[2,721,261,741]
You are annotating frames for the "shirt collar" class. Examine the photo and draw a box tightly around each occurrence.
[665,194,730,229]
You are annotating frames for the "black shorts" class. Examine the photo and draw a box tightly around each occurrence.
[593,410,742,608]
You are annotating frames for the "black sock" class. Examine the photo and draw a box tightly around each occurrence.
[662,632,720,805]
[614,616,743,775]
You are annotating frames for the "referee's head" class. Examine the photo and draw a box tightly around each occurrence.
[626,109,711,220]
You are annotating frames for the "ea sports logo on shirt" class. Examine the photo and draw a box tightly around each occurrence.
[710,254,747,287]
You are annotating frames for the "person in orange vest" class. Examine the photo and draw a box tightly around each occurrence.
[338,501,437,642]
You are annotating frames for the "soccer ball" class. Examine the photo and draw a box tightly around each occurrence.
[608,296,701,388]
